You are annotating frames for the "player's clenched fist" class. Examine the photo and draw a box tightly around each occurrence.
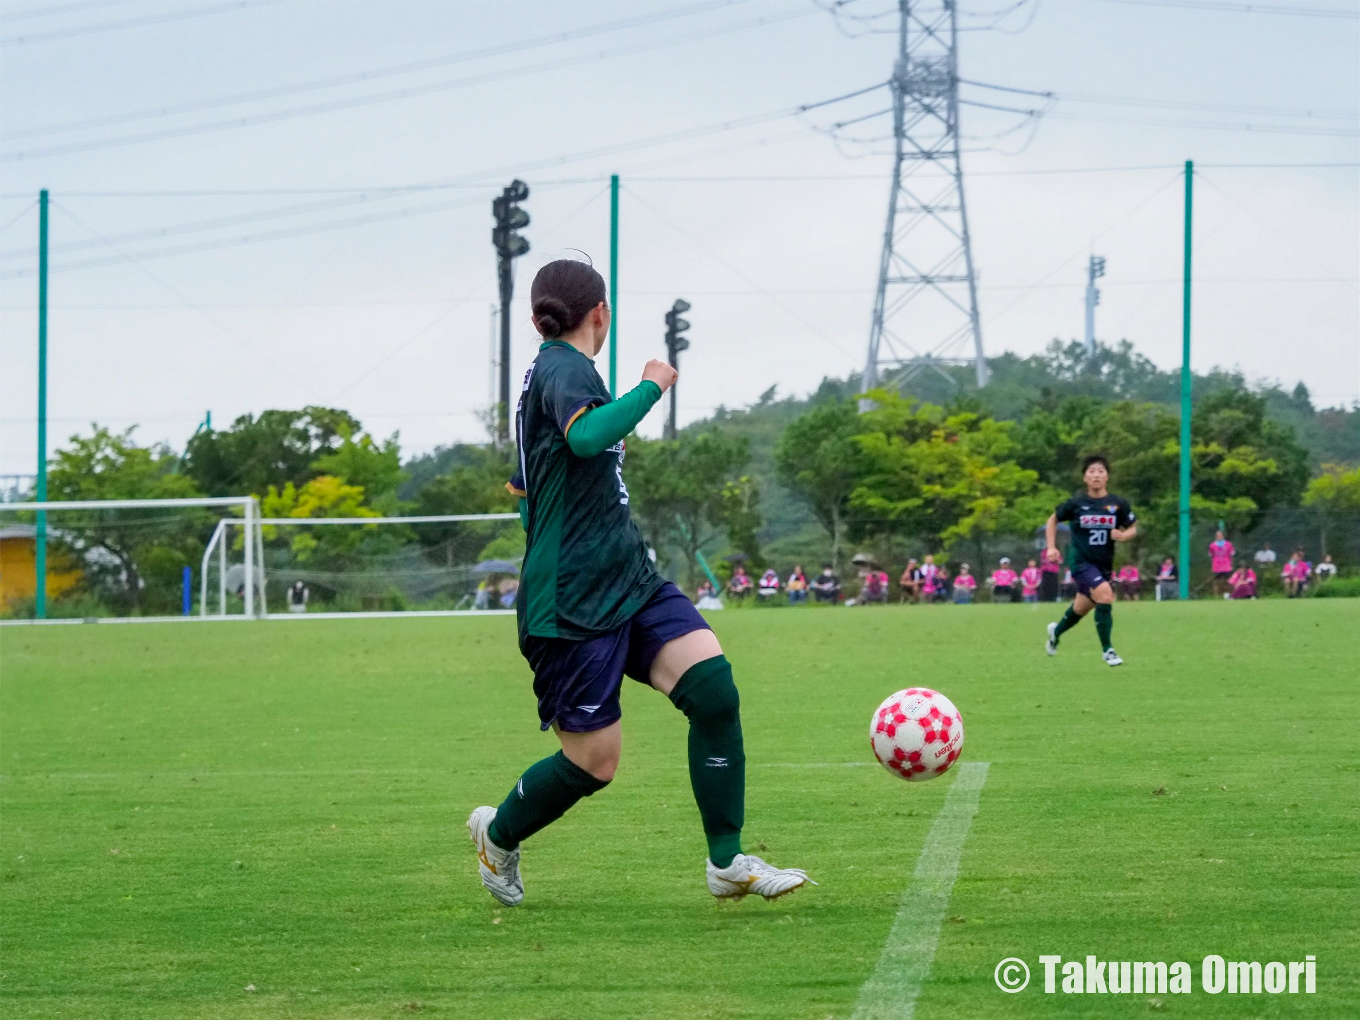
[642,359,678,393]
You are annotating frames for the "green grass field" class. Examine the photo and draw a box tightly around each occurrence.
[2,601,1357,1019]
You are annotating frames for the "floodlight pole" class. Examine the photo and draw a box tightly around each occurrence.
[608,174,620,399]
[1178,161,1193,601]
[35,190,49,620]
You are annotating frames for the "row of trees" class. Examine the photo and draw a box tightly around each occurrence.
[18,338,1359,614]
[774,386,1358,578]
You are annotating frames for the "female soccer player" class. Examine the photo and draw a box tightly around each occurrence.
[1043,454,1138,666]
[468,259,811,907]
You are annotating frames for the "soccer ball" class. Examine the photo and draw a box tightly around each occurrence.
[870,688,965,782]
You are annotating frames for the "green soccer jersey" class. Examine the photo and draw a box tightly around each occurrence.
[1054,492,1135,574]
[510,341,664,644]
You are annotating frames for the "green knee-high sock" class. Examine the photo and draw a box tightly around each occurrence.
[669,655,745,869]
[487,750,609,851]
[1094,603,1113,651]
[1051,605,1084,641]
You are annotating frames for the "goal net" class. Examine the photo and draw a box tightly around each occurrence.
[0,498,520,621]
[0,497,249,620]
[236,512,522,616]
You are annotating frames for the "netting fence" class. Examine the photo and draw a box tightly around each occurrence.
[0,498,521,621]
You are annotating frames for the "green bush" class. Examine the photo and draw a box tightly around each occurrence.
[1312,577,1360,598]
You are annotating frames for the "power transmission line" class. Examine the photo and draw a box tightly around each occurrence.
[1,4,816,161]
[2,0,134,22]
[0,0,281,47]
[1091,0,1358,17]
[3,0,751,141]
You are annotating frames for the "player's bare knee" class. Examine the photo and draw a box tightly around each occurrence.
[588,754,620,783]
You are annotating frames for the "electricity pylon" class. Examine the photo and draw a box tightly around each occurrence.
[861,0,987,406]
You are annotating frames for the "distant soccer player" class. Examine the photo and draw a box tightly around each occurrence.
[468,259,811,907]
[1043,455,1138,666]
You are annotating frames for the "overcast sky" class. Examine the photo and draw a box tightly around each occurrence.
[1,0,1356,478]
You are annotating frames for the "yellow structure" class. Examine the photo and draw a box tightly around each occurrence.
[0,525,81,610]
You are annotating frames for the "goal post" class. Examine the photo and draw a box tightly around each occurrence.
[0,498,520,622]
[0,496,256,621]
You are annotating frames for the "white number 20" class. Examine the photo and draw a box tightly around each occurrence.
[1089,529,1108,546]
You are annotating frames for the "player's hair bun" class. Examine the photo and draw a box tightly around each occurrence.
[530,259,608,339]
[532,296,570,338]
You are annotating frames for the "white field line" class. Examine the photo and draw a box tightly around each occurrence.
[0,609,515,626]
[850,761,990,1020]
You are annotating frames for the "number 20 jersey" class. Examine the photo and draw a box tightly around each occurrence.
[1054,493,1135,574]
[511,340,663,646]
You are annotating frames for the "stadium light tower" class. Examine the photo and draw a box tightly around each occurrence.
[492,179,530,446]
[663,299,691,440]
[1084,255,1106,359]
[861,0,986,409]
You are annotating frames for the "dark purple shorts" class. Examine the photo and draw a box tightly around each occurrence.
[522,582,710,733]
[1072,562,1109,597]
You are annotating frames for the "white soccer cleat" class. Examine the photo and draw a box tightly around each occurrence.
[1103,648,1124,667]
[1045,622,1058,656]
[706,853,816,901]
[467,805,523,907]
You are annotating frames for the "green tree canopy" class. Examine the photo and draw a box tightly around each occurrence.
[627,429,755,585]
[774,398,861,569]
[44,425,206,612]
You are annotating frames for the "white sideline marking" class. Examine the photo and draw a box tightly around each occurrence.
[850,761,990,1020]
[0,610,515,627]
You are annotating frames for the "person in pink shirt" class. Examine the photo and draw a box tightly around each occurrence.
[989,557,1019,602]
[1209,530,1235,597]
[1020,559,1043,603]
[1228,560,1256,600]
[1117,563,1141,601]
[919,554,940,601]
[951,564,977,604]
[1281,552,1301,597]
[1292,550,1312,597]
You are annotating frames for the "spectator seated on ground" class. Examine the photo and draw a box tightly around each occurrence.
[727,566,753,600]
[287,580,310,614]
[952,564,977,604]
[1254,542,1276,567]
[989,557,1018,602]
[475,577,494,610]
[757,568,781,601]
[919,555,941,602]
[1228,561,1257,600]
[899,559,922,603]
[811,565,841,603]
[932,568,952,603]
[1117,563,1142,600]
[786,564,809,604]
[695,580,724,611]
[860,566,888,604]
[1315,554,1337,583]
[1155,557,1178,601]
[1284,550,1312,598]
[498,576,519,608]
[1020,559,1042,603]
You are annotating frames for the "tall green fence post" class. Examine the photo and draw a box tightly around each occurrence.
[35,190,49,619]
[1178,162,1193,601]
[609,174,619,398]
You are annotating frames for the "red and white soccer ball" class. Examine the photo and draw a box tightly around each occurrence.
[870,688,965,782]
